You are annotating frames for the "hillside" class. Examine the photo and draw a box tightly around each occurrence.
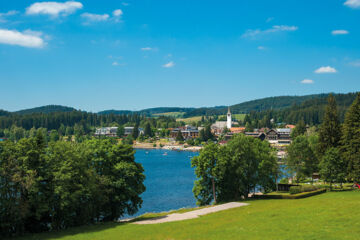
[15,105,77,115]
[98,107,196,116]
[183,94,330,117]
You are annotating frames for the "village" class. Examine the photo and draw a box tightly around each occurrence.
[94,107,294,162]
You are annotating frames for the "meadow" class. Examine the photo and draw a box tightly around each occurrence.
[13,191,360,240]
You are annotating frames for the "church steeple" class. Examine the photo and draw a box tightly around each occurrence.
[227,107,232,129]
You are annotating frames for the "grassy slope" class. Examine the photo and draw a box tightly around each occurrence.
[176,116,203,123]
[15,191,360,240]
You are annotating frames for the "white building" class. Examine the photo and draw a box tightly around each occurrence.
[227,107,232,129]
[95,127,118,137]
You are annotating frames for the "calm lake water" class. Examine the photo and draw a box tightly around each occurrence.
[131,149,199,217]
[128,148,290,218]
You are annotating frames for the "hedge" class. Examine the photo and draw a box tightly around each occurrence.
[289,185,320,194]
[260,188,326,199]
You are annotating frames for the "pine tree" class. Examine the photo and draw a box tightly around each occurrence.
[144,122,152,137]
[132,123,139,139]
[318,94,341,156]
[341,93,360,182]
[291,119,306,138]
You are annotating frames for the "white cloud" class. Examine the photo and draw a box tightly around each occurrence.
[162,61,175,68]
[332,30,349,35]
[242,25,298,38]
[314,66,337,73]
[0,10,19,17]
[0,10,19,22]
[301,79,314,84]
[81,13,109,22]
[141,47,152,51]
[257,46,266,50]
[113,9,123,17]
[0,28,45,48]
[344,0,360,8]
[266,17,274,23]
[122,2,129,6]
[26,1,83,17]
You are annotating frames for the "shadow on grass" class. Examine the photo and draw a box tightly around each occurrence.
[9,221,127,240]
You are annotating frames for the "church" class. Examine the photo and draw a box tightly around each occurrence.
[211,107,237,135]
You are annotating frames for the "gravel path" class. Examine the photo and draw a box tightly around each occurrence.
[133,202,249,225]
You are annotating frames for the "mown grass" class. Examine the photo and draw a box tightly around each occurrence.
[153,112,185,118]
[176,116,203,123]
[14,191,360,240]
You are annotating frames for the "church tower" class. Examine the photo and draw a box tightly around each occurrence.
[227,107,232,129]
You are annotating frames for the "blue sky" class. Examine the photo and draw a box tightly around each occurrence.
[1,0,360,112]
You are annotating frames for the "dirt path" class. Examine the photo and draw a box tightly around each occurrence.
[133,202,249,225]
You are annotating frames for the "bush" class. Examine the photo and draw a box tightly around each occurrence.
[261,189,326,199]
[289,186,302,194]
[289,185,320,195]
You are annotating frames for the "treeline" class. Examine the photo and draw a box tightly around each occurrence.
[242,92,358,129]
[0,135,145,237]
[0,110,181,140]
[286,93,360,186]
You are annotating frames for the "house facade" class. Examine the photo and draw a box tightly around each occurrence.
[170,125,199,139]
[95,127,118,137]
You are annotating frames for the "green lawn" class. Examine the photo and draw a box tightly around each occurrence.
[14,191,360,240]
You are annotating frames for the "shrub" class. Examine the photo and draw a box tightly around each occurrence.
[289,186,302,194]
[289,185,320,194]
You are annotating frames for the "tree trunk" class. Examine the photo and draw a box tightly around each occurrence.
[212,178,216,204]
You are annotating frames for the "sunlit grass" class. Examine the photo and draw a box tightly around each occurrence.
[14,191,360,240]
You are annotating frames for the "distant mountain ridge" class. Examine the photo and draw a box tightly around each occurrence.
[15,105,77,115]
[1,92,357,117]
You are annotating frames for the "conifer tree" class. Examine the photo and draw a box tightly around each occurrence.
[132,123,139,139]
[341,93,360,182]
[291,119,306,138]
[144,122,152,137]
[318,94,341,156]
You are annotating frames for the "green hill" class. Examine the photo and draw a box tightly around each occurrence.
[15,105,77,115]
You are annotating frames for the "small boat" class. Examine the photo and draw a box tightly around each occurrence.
[145,151,149,154]
[162,152,168,156]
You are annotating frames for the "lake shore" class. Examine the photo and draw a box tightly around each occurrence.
[133,142,202,152]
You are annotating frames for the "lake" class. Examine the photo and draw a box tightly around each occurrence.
[129,148,290,218]
[131,148,199,217]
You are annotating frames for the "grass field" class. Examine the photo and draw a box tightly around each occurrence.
[176,116,203,123]
[153,112,185,118]
[14,191,360,240]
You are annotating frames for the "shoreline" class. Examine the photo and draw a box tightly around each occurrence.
[133,145,202,152]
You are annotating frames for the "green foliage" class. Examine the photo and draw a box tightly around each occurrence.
[0,138,145,236]
[191,143,225,205]
[319,148,346,189]
[116,125,125,137]
[176,130,184,142]
[289,185,319,194]
[289,186,302,194]
[341,93,360,182]
[144,122,153,137]
[286,135,318,182]
[123,134,134,145]
[192,135,278,205]
[318,94,341,156]
[291,119,306,138]
[132,123,139,139]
